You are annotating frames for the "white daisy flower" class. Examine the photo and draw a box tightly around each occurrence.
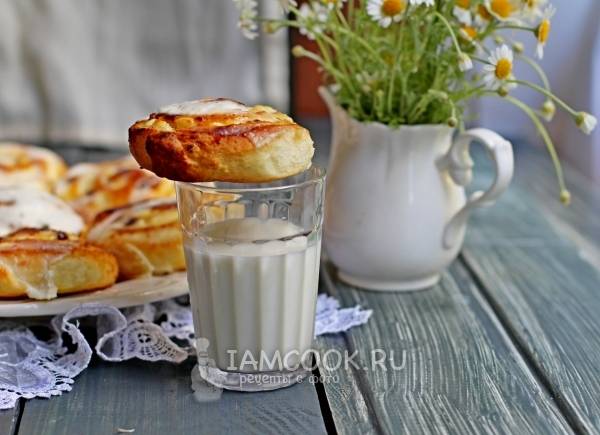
[521,0,548,22]
[233,0,259,40]
[576,112,597,135]
[367,0,407,28]
[277,0,298,12]
[535,5,556,59]
[483,45,517,91]
[483,0,521,22]
[409,0,434,6]
[321,0,347,10]
[298,3,329,40]
[453,0,472,25]
[459,25,478,42]
[458,53,473,72]
[474,4,492,27]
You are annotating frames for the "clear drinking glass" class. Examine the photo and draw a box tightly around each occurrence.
[176,167,325,391]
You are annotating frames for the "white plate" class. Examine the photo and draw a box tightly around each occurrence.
[0,272,189,317]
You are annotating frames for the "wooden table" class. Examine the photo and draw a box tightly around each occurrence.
[2,121,599,435]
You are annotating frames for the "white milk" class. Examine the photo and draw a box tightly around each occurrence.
[184,218,321,372]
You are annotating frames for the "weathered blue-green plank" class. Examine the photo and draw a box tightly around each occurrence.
[510,146,600,267]
[17,359,326,435]
[315,262,574,435]
[462,144,600,434]
[467,145,599,250]
[0,401,20,435]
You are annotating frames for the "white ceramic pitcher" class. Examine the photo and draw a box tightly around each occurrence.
[320,88,514,291]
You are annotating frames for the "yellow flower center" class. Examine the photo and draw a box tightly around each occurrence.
[526,0,538,8]
[456,0,470,9]
[461,25,477,40]
[381,0,405,17]
[490,0,516,18]
[477,5,492,20]
[495,58,512,79]
[537,19,551,43]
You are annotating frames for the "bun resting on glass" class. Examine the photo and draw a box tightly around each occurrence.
[128,99,314,183]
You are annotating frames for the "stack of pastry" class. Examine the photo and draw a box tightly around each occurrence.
[0,98,314,301]
[0,142,183,301]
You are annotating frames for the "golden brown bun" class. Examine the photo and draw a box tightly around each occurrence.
[128,99,314,182]
[0,143,67,191]
[55,156,175,222]
[54,156,138,201]
[86,199,185,280]
[0,229,118,300]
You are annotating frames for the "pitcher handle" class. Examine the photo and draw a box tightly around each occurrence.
[441,128,514,249]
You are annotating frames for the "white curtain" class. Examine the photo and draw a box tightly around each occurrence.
[0,0,279,146]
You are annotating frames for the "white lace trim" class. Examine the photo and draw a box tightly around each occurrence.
[0,295,371,409]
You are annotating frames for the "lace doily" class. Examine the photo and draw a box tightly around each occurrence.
[0,294,371,409]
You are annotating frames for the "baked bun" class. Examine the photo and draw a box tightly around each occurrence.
[0,187,85,237]
[0,143,67,191]
[0,229,118,300]
[128,98,314,182]
[86,199,185,280]
[55,157,175,222]
[54,156,138,201]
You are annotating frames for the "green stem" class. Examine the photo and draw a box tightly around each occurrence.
[348,0,355,22]
[387,23,404,114]
[294,49,345,83]
[496,24,535,32]
[335,27,386,65]
[509,79,577,116]
[504,95,568,198]
[454,85,487,102]
[433,11,463,56]
[517,55,550,90]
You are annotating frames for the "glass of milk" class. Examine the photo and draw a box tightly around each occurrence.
[176,167,325,392]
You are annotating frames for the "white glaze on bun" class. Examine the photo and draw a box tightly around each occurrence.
[158,98,250,116]
[0,143,67,191]
[0,188,84,237]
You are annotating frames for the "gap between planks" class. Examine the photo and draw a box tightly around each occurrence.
[318,259,577,435]
[458,254,590,435]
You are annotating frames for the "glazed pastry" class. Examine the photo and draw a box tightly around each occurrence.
[0,187,84,237]
[55,156,175,222]
[54,156,138,201]
[129,98,314,182]
[0,143,67,191]
[86,199,185,280]
[0,229,118,300]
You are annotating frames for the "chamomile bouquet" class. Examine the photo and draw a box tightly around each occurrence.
[232,0,597,203]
